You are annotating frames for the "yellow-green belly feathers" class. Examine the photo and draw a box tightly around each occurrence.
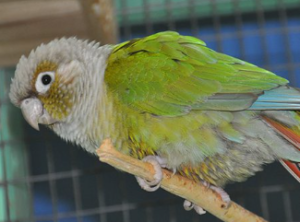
[104,99,276,187]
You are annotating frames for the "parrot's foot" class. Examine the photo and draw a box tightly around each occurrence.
[135,155,166,192]
[210,185,231,206]
[182,183,230,215]
[202,181,231,207]
[183,200,206,215]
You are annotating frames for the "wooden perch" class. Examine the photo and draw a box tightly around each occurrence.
[79,0,118,44]
[97,139,268,222]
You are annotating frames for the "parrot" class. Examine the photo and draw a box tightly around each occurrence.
[9,31,300,213]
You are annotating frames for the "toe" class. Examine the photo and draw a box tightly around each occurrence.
[142,155,163,185]
[210,186,231,207]
[194,205,206,215]
[183,200,194,211]
[135,155,166,192]
[183,200,206,215]
[136,176,161,192]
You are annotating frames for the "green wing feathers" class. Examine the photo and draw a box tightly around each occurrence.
[105,31,288,116]
[104,31,300,185]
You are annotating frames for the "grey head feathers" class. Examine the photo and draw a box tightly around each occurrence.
[9,37,112,107]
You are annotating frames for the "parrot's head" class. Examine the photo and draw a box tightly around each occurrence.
[9,38,112,138]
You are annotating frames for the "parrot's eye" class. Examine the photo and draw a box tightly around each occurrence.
[35,71,55,94]
[42,75,52,85]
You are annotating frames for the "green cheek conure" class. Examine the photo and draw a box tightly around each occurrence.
[9,31,300,213]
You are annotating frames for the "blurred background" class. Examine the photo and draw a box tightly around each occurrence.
[0,0,300,221]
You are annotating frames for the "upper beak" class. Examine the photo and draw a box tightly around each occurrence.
[20,98,57,131]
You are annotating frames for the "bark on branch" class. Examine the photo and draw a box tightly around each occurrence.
[96,139,268,222]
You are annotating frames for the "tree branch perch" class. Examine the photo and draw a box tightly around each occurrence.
[96,139,268,222]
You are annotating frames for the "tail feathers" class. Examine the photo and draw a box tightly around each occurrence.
[263,116,300,183]
[250,86,300,110]
[280,160,300,183]
[263,116,300,149]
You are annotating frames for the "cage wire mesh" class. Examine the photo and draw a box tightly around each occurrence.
[1,0,300,221]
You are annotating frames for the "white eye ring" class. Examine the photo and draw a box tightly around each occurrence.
[35,71,55,94]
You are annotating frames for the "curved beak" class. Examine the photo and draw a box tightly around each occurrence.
[20,98,57,131]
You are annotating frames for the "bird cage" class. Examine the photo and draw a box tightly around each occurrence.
[0,0,300,221]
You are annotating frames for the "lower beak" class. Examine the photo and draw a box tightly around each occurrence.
[20,98,57,130]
